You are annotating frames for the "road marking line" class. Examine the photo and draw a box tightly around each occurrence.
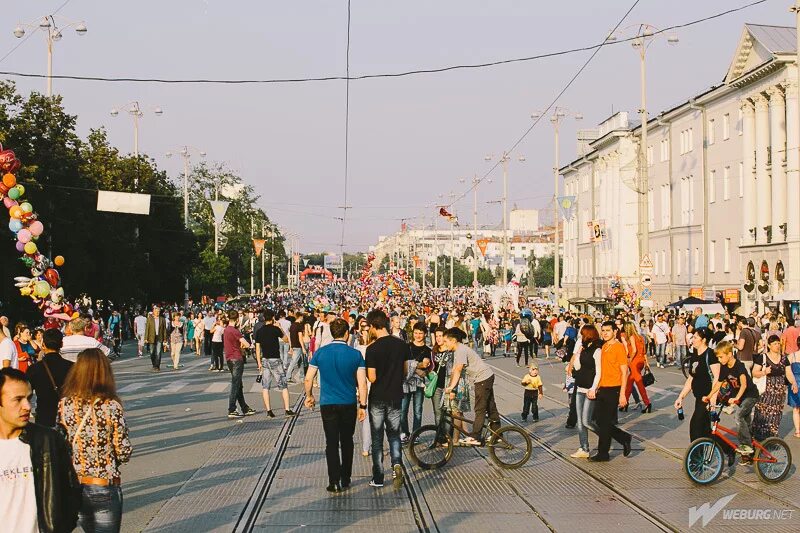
[205,382,228,393]
[118,382,148,394]
[162,380,189,393]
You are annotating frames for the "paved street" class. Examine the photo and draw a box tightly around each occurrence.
[110,342,800,532]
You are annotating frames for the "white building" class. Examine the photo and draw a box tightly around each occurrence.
[370,217,559,283]
[510,209,540,233]
[560,24,800,316]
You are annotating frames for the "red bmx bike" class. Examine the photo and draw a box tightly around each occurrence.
[683,404,792,485]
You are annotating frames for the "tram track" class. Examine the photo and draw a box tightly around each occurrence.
[232,391,435,532]
[489,363,800,519]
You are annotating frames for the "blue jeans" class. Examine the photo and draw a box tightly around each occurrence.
[227,359,250,413]
[674,345,687,366]
[79,484,123,533]
[575,391,596,453]
[279,342,290,368]
[286,347,304,382]
[401,388,424,436]
[369,399,402,483]
[655,343,667,365]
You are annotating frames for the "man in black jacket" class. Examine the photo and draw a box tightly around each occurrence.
[0,368,81,533]
[27,329,73,427]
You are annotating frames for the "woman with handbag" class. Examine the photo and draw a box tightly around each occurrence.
[58,348,132,533]
[623,322,652,413]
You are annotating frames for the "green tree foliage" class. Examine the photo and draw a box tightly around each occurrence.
[531,254,563,288]
[477,267,496,286]
[0,81,284,310]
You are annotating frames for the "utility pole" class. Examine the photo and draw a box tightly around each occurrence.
[250,217,255,294]
[261,222,266,293]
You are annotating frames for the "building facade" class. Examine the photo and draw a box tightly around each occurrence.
[561,24,800,315]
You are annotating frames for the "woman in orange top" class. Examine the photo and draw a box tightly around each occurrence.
[623,322,651,413]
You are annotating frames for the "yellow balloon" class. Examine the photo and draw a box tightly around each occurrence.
[23,242,37,255]
[15,184,25,196]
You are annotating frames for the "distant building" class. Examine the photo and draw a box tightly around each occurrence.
[560,24,800,316]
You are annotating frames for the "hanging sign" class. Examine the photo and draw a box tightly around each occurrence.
[209,200,230,226]
[476,239,489,257]
[252,239,266,257]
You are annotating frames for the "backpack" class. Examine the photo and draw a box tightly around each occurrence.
[520,317,535,340]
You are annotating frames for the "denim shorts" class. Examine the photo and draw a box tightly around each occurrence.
[261,358,288,390]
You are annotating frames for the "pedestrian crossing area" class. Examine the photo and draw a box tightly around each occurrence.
[118,378,278,396]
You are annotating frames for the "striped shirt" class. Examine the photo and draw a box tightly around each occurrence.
[60,334,110,363]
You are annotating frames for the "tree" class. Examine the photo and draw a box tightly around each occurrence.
[477,268,496,286]
[532,254,563,288]
[191,249,231,298]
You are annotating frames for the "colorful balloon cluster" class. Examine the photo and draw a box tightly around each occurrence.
[356,253,418,307]
[607,275,638,308]
[1,144,71,327]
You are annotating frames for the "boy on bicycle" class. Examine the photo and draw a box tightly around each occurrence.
[703,340,760,458]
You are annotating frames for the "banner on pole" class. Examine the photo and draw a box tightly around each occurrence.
[557,196,576,220]
[209,200,230,226]
[96,190,151,215]
[252,238,266,257]
[476,239,489,257]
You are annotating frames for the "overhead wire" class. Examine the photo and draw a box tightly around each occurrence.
[339,0,351,256]
[444,0,768,209]
[0,0,767,86]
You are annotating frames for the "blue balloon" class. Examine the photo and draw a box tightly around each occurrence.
[8,219,22,233]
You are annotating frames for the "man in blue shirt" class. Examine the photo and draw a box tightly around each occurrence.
[305,318,367,493]
[693,307,710,330]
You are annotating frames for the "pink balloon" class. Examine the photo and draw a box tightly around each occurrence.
[28,221,43,236]
[17,228,31,243]
[15,240,25,252]
[3,197,17,208]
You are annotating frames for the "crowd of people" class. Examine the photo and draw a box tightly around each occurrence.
[3,275,800,530]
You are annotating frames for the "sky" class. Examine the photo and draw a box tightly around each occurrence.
[1,0,792,253]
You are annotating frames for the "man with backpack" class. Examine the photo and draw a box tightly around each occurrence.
[26,330,72,427]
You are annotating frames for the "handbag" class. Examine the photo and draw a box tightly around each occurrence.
[754,375,766,395]
[424,371,438,398]
[642,367,656,388]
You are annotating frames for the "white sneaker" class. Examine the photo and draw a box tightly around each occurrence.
[458,437,481,446]
[570,448,590,459]
[735,444,754,455]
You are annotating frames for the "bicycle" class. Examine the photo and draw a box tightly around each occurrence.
[407,407,532,470]
[683,403,792,485]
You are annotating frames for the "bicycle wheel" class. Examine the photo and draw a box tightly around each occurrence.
[754,437,792,483]
[488,426,532,469]
[408,424,453,470]
[684,437,724,485]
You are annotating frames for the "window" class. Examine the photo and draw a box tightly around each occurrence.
[648,188,655,230]
[680,178,689,225]
[676,250,682,275]
[661,250,667,275]
[708,170,716,203]
[722,113,730,140]
[723,166,730,201]
[582,173,589,192]
[647,145,653,166]
[661,183,671,228]
[724,238,730,273]
[709,240,716,273]
[708,119,715,145]
[738,162,744,197]
[737,108,743,136]
[688,128,694,151]
[654,251,659,276]
[693,248,699,275]
[689,176,695,223]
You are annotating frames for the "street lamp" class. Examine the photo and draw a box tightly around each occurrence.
[110,102,164,158]
[166,146,206,309]
[607,24,678,277]
[459,175,492,285]
[485,153,525,285]
[531,108,582,308]
[13,14,87,97]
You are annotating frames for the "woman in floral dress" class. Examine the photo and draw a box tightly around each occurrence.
[752,335,800,441]
[58,348,132,533]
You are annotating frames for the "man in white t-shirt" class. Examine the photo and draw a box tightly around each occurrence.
[0,325,17,369]
[60,318,111,363]
[277,311,292,368]
[0,368,81,532]
[133,310,147,357]
[650,315,671,368]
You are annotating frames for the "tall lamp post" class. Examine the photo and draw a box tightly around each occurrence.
[13,15,87,97]
[485,153,524,284]
[607,25,678,273]
[165,146,206,308]
[532,108,582,308]
[110,102,164,159]
[459,175,492,285]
